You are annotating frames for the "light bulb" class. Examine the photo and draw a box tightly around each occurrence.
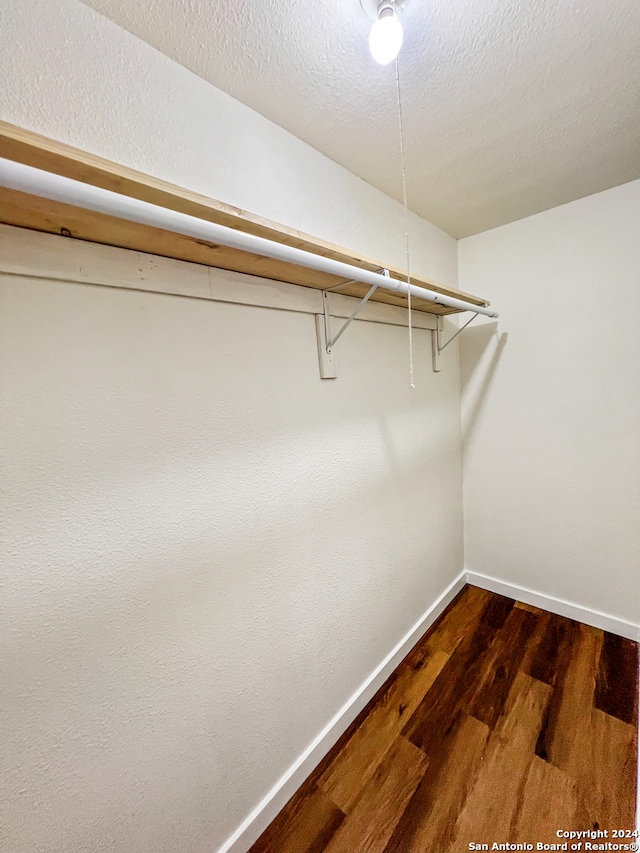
[369,5,403,66]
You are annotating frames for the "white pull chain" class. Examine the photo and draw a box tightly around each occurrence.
[395,56,415,389]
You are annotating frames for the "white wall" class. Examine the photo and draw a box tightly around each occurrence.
[0,0,457,286]
[0,230,464,853]
[0,1,458,850]
[0,5,465,846]
[459,179,640,626]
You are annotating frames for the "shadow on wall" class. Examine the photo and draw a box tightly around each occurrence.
[461,324,508,449]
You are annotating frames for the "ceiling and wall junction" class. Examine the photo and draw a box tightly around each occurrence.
[80,0,640,237]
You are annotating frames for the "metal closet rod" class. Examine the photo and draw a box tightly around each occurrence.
[0,157,498,319]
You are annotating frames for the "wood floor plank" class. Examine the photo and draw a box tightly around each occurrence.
[404,593,515,752]
[445,672,552,851]
[594,632,639,725]
[250,784,345,853]
[572,709,637,829]
[532,623,637,830]
[383,714,490,853]
[538,624,604,771]
[526,612,576,687]
[515,601,544,614]
[518,609,551,676]
[534,619,582,762]
[318,650,448,813]
[321,736,428,853]
[470,606,539,729]
[421,584,493,657]
[510,756,578,844]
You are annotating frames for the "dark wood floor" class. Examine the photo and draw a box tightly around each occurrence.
[250,585,639,853]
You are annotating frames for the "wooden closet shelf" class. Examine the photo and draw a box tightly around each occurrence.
[0,122,489,315]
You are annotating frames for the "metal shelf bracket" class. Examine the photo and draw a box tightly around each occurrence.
[315,270,388,379]
[432,312,479,372]
[316,270,480,378]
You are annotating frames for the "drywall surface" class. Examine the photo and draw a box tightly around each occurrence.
[0,233,464,852]
[459,179,640,625]
[0,2,463,849]
[0,0,457,286]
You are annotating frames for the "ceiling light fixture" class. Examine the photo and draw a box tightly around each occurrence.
[369,1,403,65]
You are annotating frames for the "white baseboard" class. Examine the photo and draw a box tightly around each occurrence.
[217,570,467,853]
[466,570,640,643]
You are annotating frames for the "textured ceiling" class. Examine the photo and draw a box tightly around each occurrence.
[80,0,640,237]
